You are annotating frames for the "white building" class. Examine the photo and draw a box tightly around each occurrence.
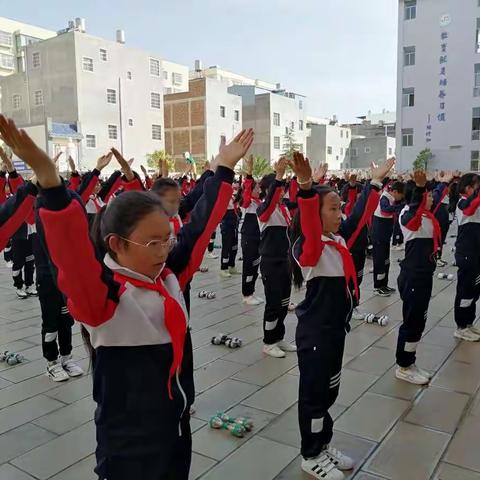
[0,20,188,172]
[162,60,189,94]
[350,136,396,169]
[396,0,480,171]
[306,117,351,171]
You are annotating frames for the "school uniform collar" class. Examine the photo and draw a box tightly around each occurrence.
[104,253,164,284]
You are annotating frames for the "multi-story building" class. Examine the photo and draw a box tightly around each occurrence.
[306,117,351,171]
[396,0,480,170]
[350,136,396,169]
[0,20,187,172]
[228,84,307,163]
[164,77,242,168]
[162,60,189,94]
[349,110,396,139]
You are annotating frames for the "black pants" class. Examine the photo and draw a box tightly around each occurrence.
[396,271,433,368]
[351,249,366,304]
[372,241,390,288]
[220,223,238,270]
[95,414,192,480]
[12,236,35,289]
[3,239,12,263]
[241,236,260,297]
[260,260,291,344]
[208,231,216,253]
[436,207,450,258]
[38,275,74,362]
[392,219,403,246]
[454,253,480,329]
[298,330,346,459]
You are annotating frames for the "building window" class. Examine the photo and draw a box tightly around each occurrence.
[388,147,393,155]
[152,124,162,140]
[108,125,118,140]
[476,19,480,53]
[0,30,12,47]
[346,148,350,156]
[299,120,304,131]
[100,49,107,61]
[404,46,416,66]
[291,121,295,130]
[405,0,416,20]
[0,53,14,70]
[285,126,289,135]
[472,151,480,171]
[151,92,161,109]
[340,130,344,138]
[86,135,96,148]
[32,52,41,68]
[365,146,371,153]
[402,87,415,107]
[346,131,349,139]
[220,135,227,146]
[352,148,358,157]
[12,94,21,110]
[274,136,281,149]
[127,71,132,80]
[299,100,303,110]
[107,89,117,104]
[402,128,414,147]
[172,72,183,85]
[220,106,226,118]
[83,57,93,72]
[128,118,134,126]
[150,58,160,76]
[340,148,344,155]
[327,146,332,155]
[273,112,280,126]
[34,90,43,106]
[473,107,480,140]
[234,110,240,121]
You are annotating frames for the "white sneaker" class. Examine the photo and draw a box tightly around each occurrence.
[351,308,365,321]
[454,328,480,342]
[220,270,232,279]
[277,340,297,352]
[242,295,262,306]
[229,267,241,275]
[25,285,38,296]
[395,364,429,385]
[416,365,434,379]
[254,296,265,304]
[263,343,286,358]
[302,451,345,480]
[16,288,28,299]
[325,445,355,470]
[189,404,196,415]
[47,360,69,382]
[5,260,13,268]
[207,252,219,259]
[467,324,480,335]
[61,355,84,377]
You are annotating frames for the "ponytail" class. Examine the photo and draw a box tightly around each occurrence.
[289,210,304,289]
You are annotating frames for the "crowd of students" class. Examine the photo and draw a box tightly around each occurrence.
[0,113,478,480]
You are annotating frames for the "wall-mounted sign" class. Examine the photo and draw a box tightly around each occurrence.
[440,14,451,27]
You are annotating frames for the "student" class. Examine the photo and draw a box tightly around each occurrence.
[256,158,296,358]
[395,172,441,384]
[240,155,263,305]
[371,181,405,296]
[289,152,389,480]
[453,173,480,341]
[0,115,253,480]
[432,170,453,267]
[219,188,240,278]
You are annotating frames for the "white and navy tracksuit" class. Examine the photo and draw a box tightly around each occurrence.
[454,190,480,329]
[0,171,13,263]
[37,166,234,480]
[371,191,404,288]
[240,175,261,297]
[396,187,441,368]
[257,180,292,345]
[432,181,450,257]
[220,198,239,271]
[293,182,380,459]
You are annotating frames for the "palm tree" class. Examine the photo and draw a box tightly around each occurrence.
[145,150,174,172]
[252,156,273,178]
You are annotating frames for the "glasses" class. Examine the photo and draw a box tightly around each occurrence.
[108,235,177,252]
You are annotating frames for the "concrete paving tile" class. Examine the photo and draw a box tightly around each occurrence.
[335,392,410,442]
[194,359,245,394]
[422,326,459,349]
[345,346,395,376]
[221,339,265,366]
[365,422,450,479]
[435,462,480,480]
[0,464,36,480]
[432,359,480,394]
[190,453,217,480]
[45,374,92,404]
[444,416,480,472]
[336,369,379,407]
[369,366,424,401]
[232,354,298,386]
[49,454,96,480]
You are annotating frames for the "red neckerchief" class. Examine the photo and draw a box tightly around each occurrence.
[279,203,292,227]
[432,185,449,215]
[345,187,357,217]
[323,238,359,301]
[92,196,102,212]
[113,269,187,400]
[421,193,442,255]
[169,215,182,236]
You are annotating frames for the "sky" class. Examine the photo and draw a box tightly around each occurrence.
[2,0,399,123]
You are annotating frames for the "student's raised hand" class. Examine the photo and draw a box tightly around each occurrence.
[313,163,328,183]
[413,170,427,188]
[68,155,77,174]
[288,152,312,190]
[349,172,357,185]
[161,158,169,178]
[216,128,254,170]
[438,170,453,183]
[111,147,134,181]
[140,164,148,176]
[244,154,254,176]
[96,152,113,172]
[0,115,60,188]
[274,157,288,180]
[371,157,395,183]
[52,151,62,165]
[0,145,14,172]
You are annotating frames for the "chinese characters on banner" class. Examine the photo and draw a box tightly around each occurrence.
[438,29,448,123]
[425,114,432,144]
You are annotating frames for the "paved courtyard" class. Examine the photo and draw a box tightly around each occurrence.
[0,232,479,480]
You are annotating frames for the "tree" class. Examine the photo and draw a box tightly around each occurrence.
[412,148,432,171]
[145,150,174,172]
[252,156,273,178]
[282,127,302,161]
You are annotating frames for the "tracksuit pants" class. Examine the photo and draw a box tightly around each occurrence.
[392,218,404,246]
[38,274,74,362]
[297,329,346,459]
[260,260,291,344]
[454,254,480,329]
[241,236,260,297]
[435,206,450,258]
[396,270,433,367]
[220,219,238,271]
[372,241,390,289]
[208,231,216,253]
[351,249,366,304]
[11,236,35,289]
[3,239,12,263]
